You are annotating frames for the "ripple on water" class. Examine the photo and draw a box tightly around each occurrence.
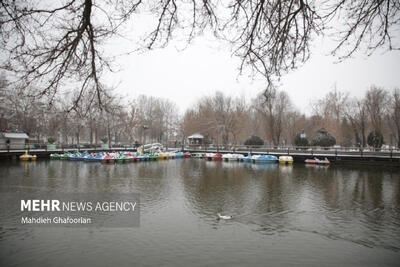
[1,160,400,266]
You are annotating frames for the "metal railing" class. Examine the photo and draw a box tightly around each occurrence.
[0,143,140,153]
[182,144,400,160]
[1,142,399,160]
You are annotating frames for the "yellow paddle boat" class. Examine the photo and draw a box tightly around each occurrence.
[279,156,293,164]
[20,151,37,161]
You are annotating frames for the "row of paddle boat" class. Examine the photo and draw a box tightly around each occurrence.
[50,151,191,163]
[192,153,329,165]
[192,153,294,164]
[47,151,328,165]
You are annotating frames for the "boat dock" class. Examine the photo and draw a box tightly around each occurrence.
[183,147,400,165]
[0,147,137,159]
[1,146,399,165]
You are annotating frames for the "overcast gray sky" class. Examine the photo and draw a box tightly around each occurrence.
[108,31,400,115]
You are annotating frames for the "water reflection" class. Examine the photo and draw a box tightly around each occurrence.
[180,160,400,251]
[0,159,400,261]
[304,163,330,171]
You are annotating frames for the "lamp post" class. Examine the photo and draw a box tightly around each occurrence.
[141,125,149,153]
[390,133,393,147]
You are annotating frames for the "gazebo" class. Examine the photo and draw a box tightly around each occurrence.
[187,133,204,145]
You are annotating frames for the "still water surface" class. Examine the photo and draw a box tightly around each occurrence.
[0,159,400,266]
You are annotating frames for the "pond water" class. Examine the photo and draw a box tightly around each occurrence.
[0,159,400,266]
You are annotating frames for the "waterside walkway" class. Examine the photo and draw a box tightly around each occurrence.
[184,146,400,165]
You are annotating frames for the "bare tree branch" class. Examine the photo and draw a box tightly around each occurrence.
[1,0,398,109]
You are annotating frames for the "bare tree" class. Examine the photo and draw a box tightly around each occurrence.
[0,0,141,108]
[311,86,349,143]
[330,0,400,59]
[364,86,388,133]
[285,111,307,145]
[183,91,248,146]
[325,87,349,123]
[1,0,398,108]
[160,100,180,145]
[344,98,368,147]
[388,88,400,148]
[230,97,248,145]
[58,101,74,145]
[131,95,179,144]
[255,88,292,146]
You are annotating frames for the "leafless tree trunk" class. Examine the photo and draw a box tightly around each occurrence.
[365,86,388,133]
[256,88,292,146]
[1,1,398,108]
[388,89,400,148]
[345,99,368,147]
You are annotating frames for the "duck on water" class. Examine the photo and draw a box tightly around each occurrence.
[216,213,233,220]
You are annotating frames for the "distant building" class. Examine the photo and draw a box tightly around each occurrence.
[187,133,204,145]
[0,131,29,150]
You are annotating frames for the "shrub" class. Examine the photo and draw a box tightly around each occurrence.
[47,137,56,144]
[294,133,309,146]
[244,135,264,146]
[311,128,336,147]
[367,130,384,148]
[101,137,108,144]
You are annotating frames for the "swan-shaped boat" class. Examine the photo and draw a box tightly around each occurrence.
[305,157,330,165]
[241,153,252,162]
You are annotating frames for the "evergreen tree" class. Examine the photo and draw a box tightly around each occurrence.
[312,128,336,147]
